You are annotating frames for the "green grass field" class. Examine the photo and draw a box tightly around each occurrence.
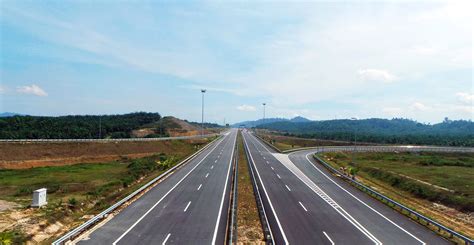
[0,162,128,204]
[318,152,474,212]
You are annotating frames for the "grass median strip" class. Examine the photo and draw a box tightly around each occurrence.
[236,131,265,244]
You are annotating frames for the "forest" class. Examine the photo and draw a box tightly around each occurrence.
[257,118,474,147]
[0,112,161,139]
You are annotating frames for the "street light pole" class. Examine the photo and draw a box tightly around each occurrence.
[350,117,358,164]
[201,89,206,136]
[262,103,266,124]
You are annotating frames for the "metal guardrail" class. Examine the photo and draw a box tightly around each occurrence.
[242,133,274,244]
[228,138,238,244]
[312,154,474,245]
[52,134,223,245]
[253,134,282,153]
[286,145,474,154]
[0,134,219,143]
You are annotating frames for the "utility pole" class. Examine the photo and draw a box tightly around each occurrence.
[99,116,102,139]
[160,116,163,137]
[350,117,358,164]
[201,89,206,136]
[262,103,266,124]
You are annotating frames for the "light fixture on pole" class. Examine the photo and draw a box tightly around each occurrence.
[262,103,266,124]
[201,89,206,136]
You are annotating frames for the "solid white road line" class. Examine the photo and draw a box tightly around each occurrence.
[197,184,202,191]
[211,130,237,245]
[323,231,335,245]
[299,201,308,212]
[285,185,291,192]
[112,135,226,245]
[304,153,425,245]
[243,132,286,244]
[205,173,209,178]
[211,165,214,169]
[277,174,281,179]
[162,233,171,245]
[184,201,191,212]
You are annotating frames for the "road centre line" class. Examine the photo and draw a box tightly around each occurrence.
[323,231,335,245]
[184,201,191,212]
[162,233,171,245]
[299,201,308,212]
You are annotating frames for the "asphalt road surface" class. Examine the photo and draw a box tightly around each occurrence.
[242,130,449,245]
[78,129,237,245]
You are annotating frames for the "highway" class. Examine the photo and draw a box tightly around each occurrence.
[242,130,449,245]
[77,129,237,245]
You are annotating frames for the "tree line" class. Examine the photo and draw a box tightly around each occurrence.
[257,118,474,147]
[0,112,161,139]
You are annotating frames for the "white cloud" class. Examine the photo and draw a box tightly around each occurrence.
[456,92,474,104]
[236,104,256,112]
[0,85,5,94]
[16,84,48,96]
[412,46,437,56]
[358,69,397,83]
[410,102,430,111]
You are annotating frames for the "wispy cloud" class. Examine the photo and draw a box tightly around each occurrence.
[17,84,48,96]
[456,92,474,104]
[0,85,5,94]
[236,105,256,112]
[410,102,430,111]
[358,69,397,83]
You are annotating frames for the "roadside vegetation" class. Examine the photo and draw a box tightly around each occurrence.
[0,138,211,244]
[317,151,474,237]
[236,131,265,243]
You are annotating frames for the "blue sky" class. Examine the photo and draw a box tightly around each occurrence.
[0,1,472,124]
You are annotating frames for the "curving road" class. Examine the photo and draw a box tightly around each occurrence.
[243,130,449,245]
[77,129,237,245]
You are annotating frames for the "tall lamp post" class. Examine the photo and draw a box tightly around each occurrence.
[350,117,358,164]
[262,103,266,124]
[201,89,206,136]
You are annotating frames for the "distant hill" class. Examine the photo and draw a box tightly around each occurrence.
[233,116,311,128]
[290,116,312,123]
[258,118,474,146]
[0,112,162,139]
[0,112,25,117]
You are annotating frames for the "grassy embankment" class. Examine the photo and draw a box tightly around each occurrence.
[317,151,474,238]
[237,131,264,244]
[0,138,212,244]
